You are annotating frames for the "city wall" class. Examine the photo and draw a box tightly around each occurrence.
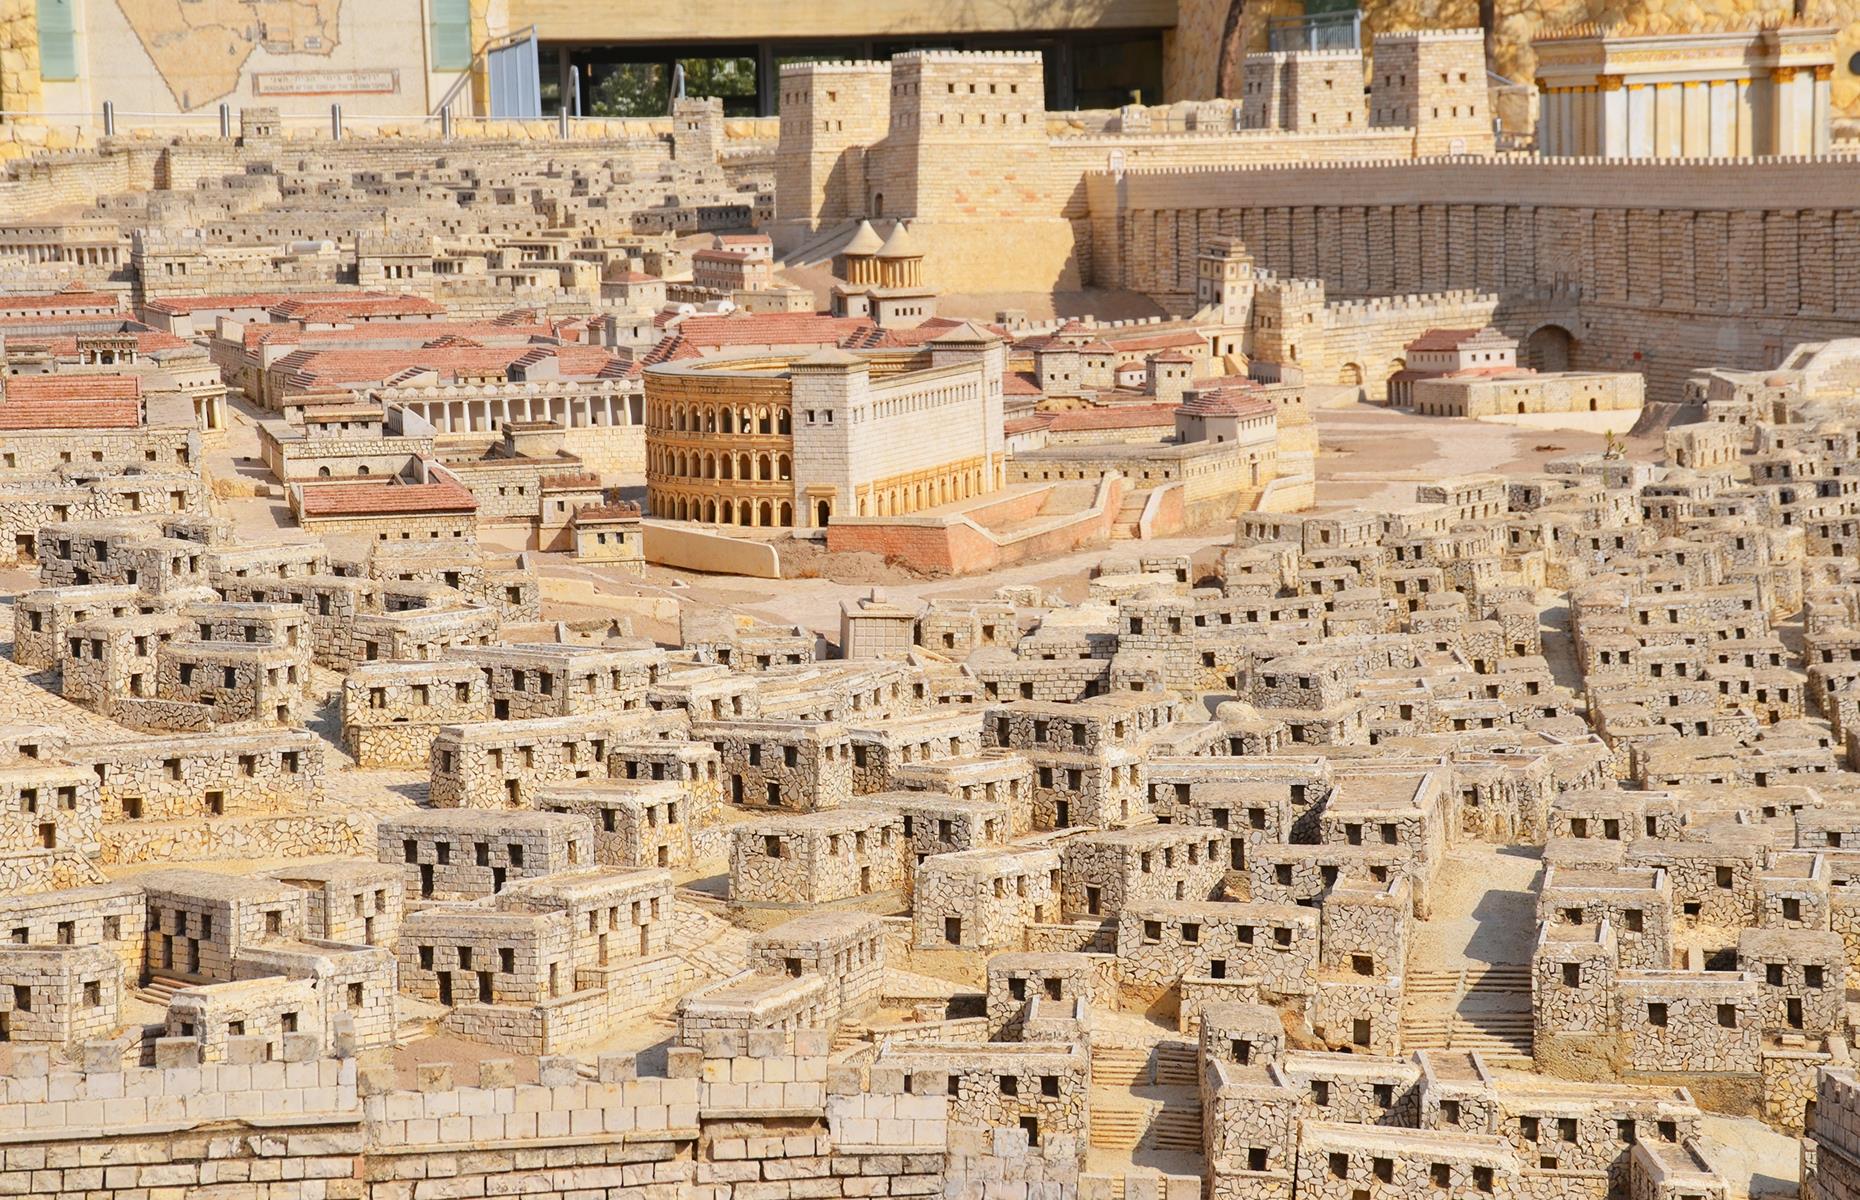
[1087,156,1860,396]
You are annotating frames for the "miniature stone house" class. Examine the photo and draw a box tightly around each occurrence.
[0,944,119,1045]
[139,869,306,984]
[534,781,693,871]
[1059,825,1226,918]
[377,810,595,901]
[747,912,885,1025]
[730,807,905,905]
[913,846,1061,951]
[264,862,403,949]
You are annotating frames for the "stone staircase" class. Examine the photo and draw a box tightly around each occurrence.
[1401,965,1532,1064]
[1088,1088,1203,1152]
[1091,1041,1199,1088]
[1109,490,1150,541]
[135,974,190,1006]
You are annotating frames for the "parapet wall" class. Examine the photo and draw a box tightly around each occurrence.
[1086,155,1860,397]
[0,1028,1043,1200]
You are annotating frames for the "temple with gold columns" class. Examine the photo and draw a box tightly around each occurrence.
[1531,23,1837,158]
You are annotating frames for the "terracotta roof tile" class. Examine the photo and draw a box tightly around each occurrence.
[299,479,478,517]
[267,295,446,321]
[1044,403,1179,432]
[4,375,141,403]
[143,291,408,316]
[0,289,120,312]
[1404,328,1485,352]
[0,399,140,429]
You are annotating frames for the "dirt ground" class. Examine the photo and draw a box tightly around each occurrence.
[531,403,1647,645]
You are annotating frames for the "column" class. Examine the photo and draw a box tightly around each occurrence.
[1600,77,1627,157]
[1537,85,1557,156]
[1654,83,1682,158]
[1735,76,1754,156]
[1680,81,1709,157]
[1560,89,1577,156]
[1771,67,1802,155]
[1626,84,1654,158]
[1814,64,1833,156]
[1708,80,1734,157]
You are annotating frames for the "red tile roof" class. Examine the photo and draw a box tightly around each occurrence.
[0,289,120,312]
[273,344,619,391]
[1002,371,1042,397]
[268,295,446,321]
[143,291,406,316]
[1404,328,1485,352]
[299,479,478,517]
[242,319,557,351]
[0,399,140,429]
[574,502,642,523]
[4,375,141,403]
[1044,403,1179,433]
[673,313,883,350]
[1102,329,1205,353]
[1177,386,1275,418]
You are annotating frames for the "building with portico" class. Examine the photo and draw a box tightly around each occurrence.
[1532,24,1837,158]
[643,323,1006,529]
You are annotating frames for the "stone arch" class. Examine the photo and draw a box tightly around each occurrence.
[759,454,772,481]
[816,499,831,527]
[703,407,717,432]
[720,455,733,480]
[705,499,717,522]
[871,192,885,218]
[779,501,793,526]
[720,408,734,433]
[1338,362,1363,387]
[778,409,792,435]
[777,454,792,480]
[757,406,772,434]
[1524,323,1576,372]
[738,452,752,479]
[317,466,332,477]
[759,501,774,527]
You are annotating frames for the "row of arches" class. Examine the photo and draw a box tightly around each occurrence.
[649,402,792,437]
[858,467,986,517]
[649,449,793,482]
[655,494,795,527]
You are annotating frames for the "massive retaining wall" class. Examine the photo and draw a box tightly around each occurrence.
[0,1028,1079,1200]
[1087,155,1860,397]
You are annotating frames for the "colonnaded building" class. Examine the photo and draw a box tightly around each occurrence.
[643,324,1008,529]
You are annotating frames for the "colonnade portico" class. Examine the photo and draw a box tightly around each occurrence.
[378,385,644,434]
[1534,26,1836,160]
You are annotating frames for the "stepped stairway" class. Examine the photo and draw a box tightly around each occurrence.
[1091,1040,1199,1088]
[1401,965,1533,1064]
[135,974,190,1006]
[1109,489,1150,541]
[1088,1086,1203,1152]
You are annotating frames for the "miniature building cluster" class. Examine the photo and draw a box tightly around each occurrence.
[0,22,1856,1200]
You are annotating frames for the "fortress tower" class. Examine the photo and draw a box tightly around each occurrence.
[875,50,1050,224]
[1243,50,1366,133]
[1198,237,1258,329]
[1252,277,1328,367]
[670,97,724,163]
[1370,30,1495,155]
[774,62,891,239]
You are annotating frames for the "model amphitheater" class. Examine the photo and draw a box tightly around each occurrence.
[8,15,1860,1200]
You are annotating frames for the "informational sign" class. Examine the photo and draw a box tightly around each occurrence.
[253,69,401,97]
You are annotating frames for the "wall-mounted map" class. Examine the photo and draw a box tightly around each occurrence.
[114,0,344,110]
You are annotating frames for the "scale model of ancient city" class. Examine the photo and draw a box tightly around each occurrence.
[4,3,1860,1197]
